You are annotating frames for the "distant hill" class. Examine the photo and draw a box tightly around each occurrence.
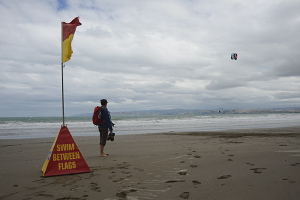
[70,107,300,117]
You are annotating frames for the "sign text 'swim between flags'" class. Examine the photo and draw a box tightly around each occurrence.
[41,126,91,177]
[62,17,81,63]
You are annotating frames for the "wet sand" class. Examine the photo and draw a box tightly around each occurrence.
[0,126,300,200]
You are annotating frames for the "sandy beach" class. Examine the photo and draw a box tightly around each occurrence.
[0,126,300,200]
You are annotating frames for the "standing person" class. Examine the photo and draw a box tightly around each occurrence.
[98,99,113,157]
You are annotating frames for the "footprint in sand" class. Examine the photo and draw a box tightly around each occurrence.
[113,178,125,182]
[283,179,296,183]
[192,180,201,185]
[37,193,54,197]
[217,175,232,179]
[121,171,131,174]
[166,180,185,183]
[116,189,137,198]
[90,182,101,192]
[250,168,267,173]
[179,192,189,199]
[291,163,300,166]
[178,170,188,175]
[246,163,255,166]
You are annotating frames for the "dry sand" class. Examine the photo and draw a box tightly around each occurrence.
[0,126,300,200]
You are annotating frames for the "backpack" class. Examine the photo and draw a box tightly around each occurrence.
[93,106,105,125]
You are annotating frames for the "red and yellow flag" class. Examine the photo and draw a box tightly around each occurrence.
[62,17,81,63]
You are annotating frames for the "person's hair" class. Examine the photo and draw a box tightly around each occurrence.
[100,99,108,105]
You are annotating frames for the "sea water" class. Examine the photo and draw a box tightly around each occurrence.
[0,113,300,139]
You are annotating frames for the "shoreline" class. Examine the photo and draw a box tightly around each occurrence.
[1,125,300,140]
[0,126,299,199]
[163,125,300,137]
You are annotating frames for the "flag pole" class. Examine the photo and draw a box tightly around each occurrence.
[61,22,65,127]
[61,63,65,127]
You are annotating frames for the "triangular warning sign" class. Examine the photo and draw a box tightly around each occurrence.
[41,126,91,177]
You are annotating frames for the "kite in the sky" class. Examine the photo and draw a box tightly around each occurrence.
[231,53,237,60]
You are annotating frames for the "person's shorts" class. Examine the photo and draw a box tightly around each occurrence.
[98,127,108,146]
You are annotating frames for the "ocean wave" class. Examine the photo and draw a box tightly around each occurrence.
[1,113,300,139]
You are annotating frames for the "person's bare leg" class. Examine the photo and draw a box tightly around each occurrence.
[100,145,107,156]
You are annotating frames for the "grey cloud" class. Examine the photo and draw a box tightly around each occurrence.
[0,0,300,117]
[205,80,247,90]
[273,92,300,100]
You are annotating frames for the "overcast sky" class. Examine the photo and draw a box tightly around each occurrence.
[0,0,299,117]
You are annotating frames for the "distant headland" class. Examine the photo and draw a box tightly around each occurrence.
[71,107,300,117]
